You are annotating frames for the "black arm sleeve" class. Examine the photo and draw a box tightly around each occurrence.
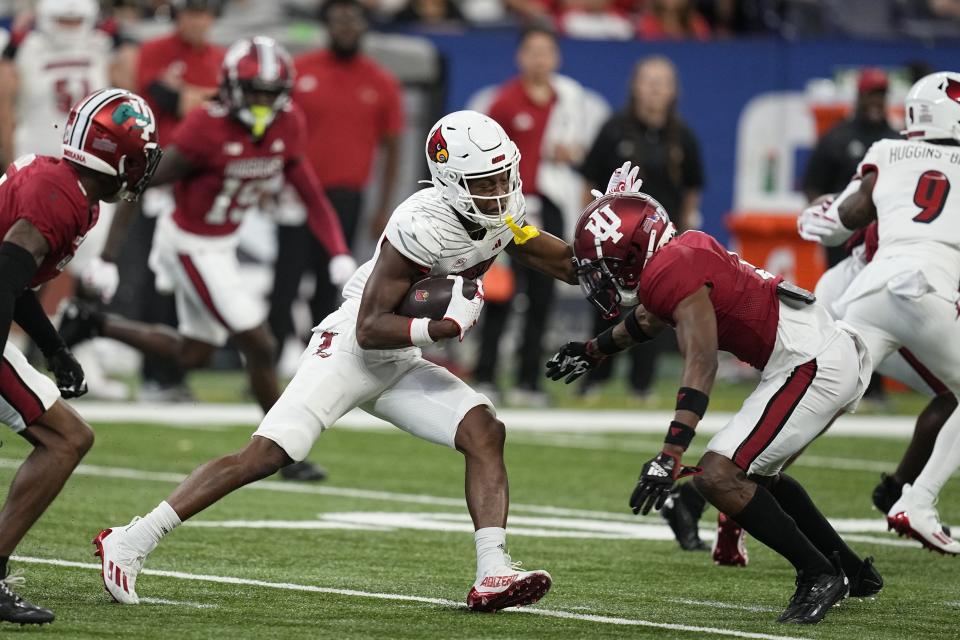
[146,80,181,116]
[13,289,64,357]
[0,242,39,356]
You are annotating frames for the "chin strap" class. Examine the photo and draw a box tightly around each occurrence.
[505,215,540,245]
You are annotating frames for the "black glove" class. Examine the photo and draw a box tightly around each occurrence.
[629,452,701,515]
[545,341,604,384]
[46,347,87,399]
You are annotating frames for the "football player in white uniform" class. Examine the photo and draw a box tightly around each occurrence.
[798,71,960,554]
[93,110,578,611]
[799,217,958,516]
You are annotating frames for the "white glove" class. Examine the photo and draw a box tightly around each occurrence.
[797,197,853,246]
[328,254,357,288]
[80,256,120,303]
[590,160,644,200]
[442,276,484,341]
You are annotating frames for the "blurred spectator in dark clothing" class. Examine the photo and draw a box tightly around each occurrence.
[269,0,404,351]
[110,0,224,401]
[803,67,898,268]
[905,59,935,84]
[579,55,704,400]
[637,0,710,39]
[502,0,557,26]
[476,27,592,406]
[394,0,467,27]
[694,0,767,36]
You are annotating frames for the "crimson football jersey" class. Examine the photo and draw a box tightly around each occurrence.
[640,231,784,370]
[171,102,306,237]
[0,154,98,287]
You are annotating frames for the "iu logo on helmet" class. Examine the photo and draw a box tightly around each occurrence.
[584,205,624,243]
[428,126,448,163]
[112,101,155,142]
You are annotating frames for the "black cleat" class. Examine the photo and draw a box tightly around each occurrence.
[661,484,708,551]
[777,556,848,625]
[280,460,328,482]
[848,556,883,598]
[58,299,104,348]
[0,571,54,625]
[871,473,903,514]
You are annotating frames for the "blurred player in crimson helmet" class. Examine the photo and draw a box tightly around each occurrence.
[546,162,881,624]
[0,88,158,625]
[90,109,579,613]
[60,37,351,483]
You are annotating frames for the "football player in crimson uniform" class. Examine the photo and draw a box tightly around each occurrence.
[546,165,880,624]
[0,88,159,624]
[60,37,353,481]
[92,109,578,612]
[797,71,960,555]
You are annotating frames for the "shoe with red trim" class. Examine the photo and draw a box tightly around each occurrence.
[712,512,749,566]
[466,559,552,612]
[887,484,960,555]
[93,521,146,604]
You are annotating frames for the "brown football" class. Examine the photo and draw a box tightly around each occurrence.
[396,276,480,320]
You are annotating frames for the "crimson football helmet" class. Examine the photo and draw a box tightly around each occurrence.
[573,192,676,319]
[219,36,294,139]
[61,88,162,202]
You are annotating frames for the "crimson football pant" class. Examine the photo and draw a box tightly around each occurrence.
[268,188,362,346]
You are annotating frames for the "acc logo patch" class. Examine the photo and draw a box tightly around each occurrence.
[428,126,448,163]
[414,290,429,302]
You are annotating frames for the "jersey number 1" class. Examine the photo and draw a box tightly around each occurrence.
[912,170,950,223]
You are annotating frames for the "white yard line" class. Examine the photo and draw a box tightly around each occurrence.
[0,458,913,547]
[70,401,916,438]
[12,555,806,640]
[138,597,217,609]
[669,598,779,613]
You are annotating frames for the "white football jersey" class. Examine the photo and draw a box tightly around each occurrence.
[856,138,960,278]
[13,30,112,158]
[341,186,523,302]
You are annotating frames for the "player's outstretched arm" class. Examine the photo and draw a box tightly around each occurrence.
[629,287,715,515]
[545,306,665,383]
[837,170,878,230]
[356,240,460,350]
[506,232,578,284]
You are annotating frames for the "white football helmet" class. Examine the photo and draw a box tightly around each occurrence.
[425,110,524,229]
[902,71,960,143]
[36,0,98,47]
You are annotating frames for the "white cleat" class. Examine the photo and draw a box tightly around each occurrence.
[887,484,960,556]
[466,560,552,612]
[93,522,146,604]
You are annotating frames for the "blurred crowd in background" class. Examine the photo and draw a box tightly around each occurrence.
[1,0,956,408]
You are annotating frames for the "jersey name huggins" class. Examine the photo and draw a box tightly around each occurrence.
[224,157,284,179]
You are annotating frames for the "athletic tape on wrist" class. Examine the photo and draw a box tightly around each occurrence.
[624,311,652,343]
[409,317,434,347]
[675,387,709,418]
[663,420,696,450]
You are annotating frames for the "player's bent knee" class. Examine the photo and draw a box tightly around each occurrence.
[241,436,293,477]
[694,452,742,498]
[454,406,505,455]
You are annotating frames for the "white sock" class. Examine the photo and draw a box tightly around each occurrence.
[474,527,507,580]
[912,410,960,506]
[126,501,182,555]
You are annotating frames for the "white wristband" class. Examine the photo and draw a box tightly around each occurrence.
[409,317,434,347]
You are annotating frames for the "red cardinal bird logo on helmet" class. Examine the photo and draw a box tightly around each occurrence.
[943,77,960,103]
[428,126,448,163]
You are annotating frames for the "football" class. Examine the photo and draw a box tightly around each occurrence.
[396,276,479,320]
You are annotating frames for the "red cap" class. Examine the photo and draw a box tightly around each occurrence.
[858,68,888,94]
